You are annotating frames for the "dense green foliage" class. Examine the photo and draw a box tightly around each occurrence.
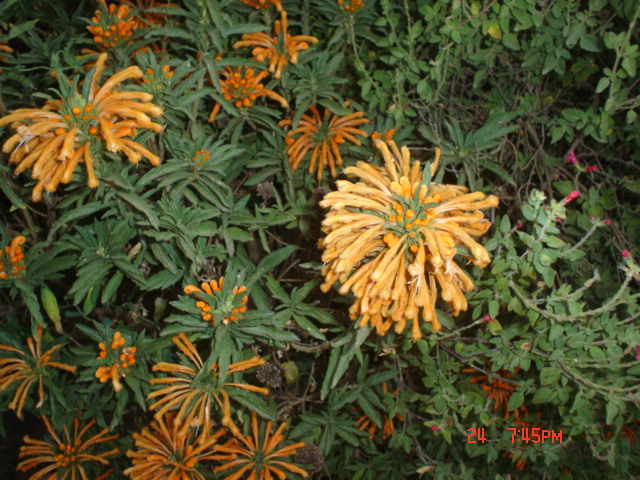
[1,0,639,478]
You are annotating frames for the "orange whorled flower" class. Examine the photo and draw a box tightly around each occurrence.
[122,0,179,27]
[0,31,13,73]
[463,366,527,420]
[319,133,498,339]
[95,331,137,392]
[184,277,249,326]
[0,53,163,201]
[233,11,318,79]
[337,0,364,13]
[17,415,118,480]
[279,105,369,179]
[89,1,138,51]
[209,66,289,122]
[239,0,283,11]
[0,235,26,280]
[125,413,226,480]
[148,334,268,439]
[355,382,404,439]
[213,411,308,480]
[0,326,76,419]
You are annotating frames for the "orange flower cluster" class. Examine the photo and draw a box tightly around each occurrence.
[89,1,137,50]
[148,334,268,438]
[0,235,26,280]
[142,64,174,91]
[0,326,76,418]
[0,31,13,73]
[122,0,179,27]
[125,413,226,480]
[213,411,308,480]
[191,149,210,168]
[337,0,364,13]
[209,66,289,122]
[95,331,137,392]
[355,382,404,439]
[319,134,498,339]
[279,106,369,179]
[0,53,163,201]
[464,366,528,420]
[18,416,118,480]
[233,11,318,79]
[184,277,249,326]
[239,0,283,11]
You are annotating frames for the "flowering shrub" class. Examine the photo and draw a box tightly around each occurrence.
[0,0,639,479]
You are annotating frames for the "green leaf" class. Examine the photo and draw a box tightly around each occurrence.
[117,192,160,229]
[502,33,520,50]
[532,387,553,404]
[595,77,610,94]
[507,392,524,411]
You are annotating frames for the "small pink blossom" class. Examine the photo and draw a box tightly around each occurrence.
[585,165,598,173]
[604,219,612,226]
[564,190,580,203]
[566,151,578,165]
[431,425,438,431]
[622,250,630,259]
[483,315,495,323]
[516,222,523,229]
[556,217,562,223]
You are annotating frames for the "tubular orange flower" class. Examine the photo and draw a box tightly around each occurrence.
[17,415,118,480]
[184,277,249,326]
[0,52,163,201]
[0,235,26,280]
[122,0,179,27]
[0,326,77,419]
[355,382,404,439]
[233,11,318,79]
[95,331,137,392]
[239,0,283,11]
[213,411,308,480]
[279,105,369,179]
[463,366,527,420]
[125,412,226,480]
[0,31,13,73]
[89,1,138,50]
[209,66,289,122]
[319,133,499,339]
[148,334,268,439]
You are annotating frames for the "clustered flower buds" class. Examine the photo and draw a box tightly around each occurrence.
[88,1,137,50]
[95,331,137,392]
[209,66,289,122]
[184,277,248,326]
[0,235,26,280]
[191,149,210,168]
[337,0,365,13]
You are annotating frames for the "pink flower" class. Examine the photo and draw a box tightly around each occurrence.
[431,425,438,431]
[604,219,612,226]
[622,250,630,259]
[566,151,578,165]
[516,222,523,229]
[483,315,495,323]
[564,190,580,203]
[585,165,598,173]
[556,217,562,223]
